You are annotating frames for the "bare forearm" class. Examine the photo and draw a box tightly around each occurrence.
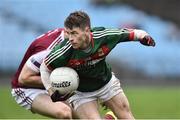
[19,75,44,88]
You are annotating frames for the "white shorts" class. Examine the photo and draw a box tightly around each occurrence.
[11,88,48,110]
[68,74,123,110]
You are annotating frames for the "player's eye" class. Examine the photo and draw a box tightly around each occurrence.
[65,31,70,35]
[71,31,77,35]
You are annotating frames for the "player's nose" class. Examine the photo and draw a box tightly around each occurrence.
[69,38,74,43]
[69,35,74,42]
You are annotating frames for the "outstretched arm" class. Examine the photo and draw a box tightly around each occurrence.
[95,27,156,48]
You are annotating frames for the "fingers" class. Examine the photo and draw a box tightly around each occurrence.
[51,90,74,102]
[147,36,155,47]
[141,36,156,47]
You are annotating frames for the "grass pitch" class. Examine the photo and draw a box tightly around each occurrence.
[0,86,179,119]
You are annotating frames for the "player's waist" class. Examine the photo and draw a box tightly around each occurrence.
[77,73,112,92]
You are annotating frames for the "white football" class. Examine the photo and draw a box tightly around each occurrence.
[50,67,79,94]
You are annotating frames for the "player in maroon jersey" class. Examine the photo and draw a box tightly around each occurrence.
[11,28,75,119]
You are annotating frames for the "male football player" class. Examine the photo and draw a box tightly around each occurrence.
[11,28,74,119]
[40,11,155,119]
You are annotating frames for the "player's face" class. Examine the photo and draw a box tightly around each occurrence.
[65,27,90,50]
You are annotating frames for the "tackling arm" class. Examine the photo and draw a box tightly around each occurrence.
[18,64,44,88]
[19,50,52,88]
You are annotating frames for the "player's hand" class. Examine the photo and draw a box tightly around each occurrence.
[50,90,74,102]
[140,35,156,47]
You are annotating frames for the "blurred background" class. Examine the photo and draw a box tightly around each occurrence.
[0,0,179,119]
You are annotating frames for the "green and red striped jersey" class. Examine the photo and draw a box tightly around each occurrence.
[44,27,135,92]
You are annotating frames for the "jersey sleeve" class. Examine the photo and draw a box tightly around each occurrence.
[26,50,51,72]
[43,40,72,70]
[31,28,64,53]
[92,27,135,49]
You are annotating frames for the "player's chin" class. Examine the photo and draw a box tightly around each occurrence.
[72,44,79,49]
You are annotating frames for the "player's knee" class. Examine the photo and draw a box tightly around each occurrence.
[120,102,130,112]
[116,103,132,119]
[55,106,72,119]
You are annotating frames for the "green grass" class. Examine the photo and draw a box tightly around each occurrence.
[124,86,180,119]
[0,86,47,119]
[0,86,180,119]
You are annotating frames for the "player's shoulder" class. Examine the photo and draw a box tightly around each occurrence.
[91,27,120,40]
[91,27,106,32]
[32,28,64,44]
[36,28,64,40]
[52,38,70,51]
[91,27,119,33]
[46,28,64,37]
[91,27,120,33]
[59,38,70,47]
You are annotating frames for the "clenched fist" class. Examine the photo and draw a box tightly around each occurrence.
[140,35,155,46]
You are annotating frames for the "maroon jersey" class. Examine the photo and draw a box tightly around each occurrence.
[11,28,64,88]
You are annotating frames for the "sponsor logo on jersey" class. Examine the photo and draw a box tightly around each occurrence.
[67,45,110,70]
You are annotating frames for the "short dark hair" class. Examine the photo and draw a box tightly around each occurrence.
[64,11,91,30]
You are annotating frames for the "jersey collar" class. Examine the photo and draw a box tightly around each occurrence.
[90,32,94,48]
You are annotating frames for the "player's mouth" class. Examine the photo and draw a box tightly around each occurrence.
[71,43,79,48]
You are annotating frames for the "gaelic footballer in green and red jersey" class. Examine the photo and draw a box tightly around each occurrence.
[44,27,155,92]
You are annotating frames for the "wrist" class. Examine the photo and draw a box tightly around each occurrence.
[133,29,148,41]
[48,87,55,96]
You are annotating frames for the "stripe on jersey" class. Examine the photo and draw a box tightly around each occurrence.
[93,29,123,39]
[30,58,41,68]
[14,88,33,105]
[93,32,122,39]
[45,41,71,63]
[45,41,72,66]
[47,31,64,50]
[46,43,72,66]
[93,28,120,35]
[47,36,62,50]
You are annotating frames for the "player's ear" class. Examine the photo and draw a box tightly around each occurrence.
[64,28,68,34]
[64,30,68,39]
[85,26,90,33]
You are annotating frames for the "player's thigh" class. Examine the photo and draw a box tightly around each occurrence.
[32,93,72,118]
[75,100,101,119]
[104,92,132,118]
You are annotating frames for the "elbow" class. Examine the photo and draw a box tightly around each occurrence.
[18,74,29,85]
